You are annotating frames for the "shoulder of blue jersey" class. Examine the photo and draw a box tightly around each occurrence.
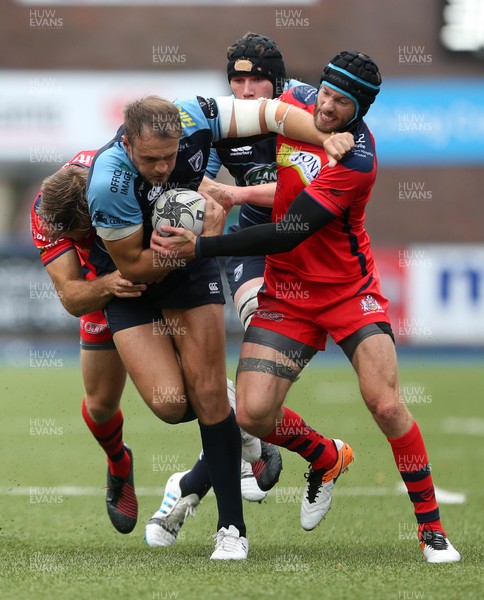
[86,142,135,209]
[174,96,219,132]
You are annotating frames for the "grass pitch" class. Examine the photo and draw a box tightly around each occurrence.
[0,358,483,599]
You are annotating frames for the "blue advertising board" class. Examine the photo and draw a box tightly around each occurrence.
[365,78,484,165]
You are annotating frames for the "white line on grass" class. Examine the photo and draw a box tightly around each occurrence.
[441,417,484,436]
[395,482,466,504]
[0,484,466,502]
[0,486,164,497]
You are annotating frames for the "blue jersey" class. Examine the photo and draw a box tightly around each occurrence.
[205,79,303,229]
[87,96,236,274]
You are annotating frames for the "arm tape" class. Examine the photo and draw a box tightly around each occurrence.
[216,96,236,138]
[216,97,264,138]
[264,99,292,136]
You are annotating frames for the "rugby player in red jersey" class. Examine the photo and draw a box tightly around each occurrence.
[31,150,146,534]
[151,51,461,564]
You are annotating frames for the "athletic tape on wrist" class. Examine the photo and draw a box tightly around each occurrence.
[264,99,291,135]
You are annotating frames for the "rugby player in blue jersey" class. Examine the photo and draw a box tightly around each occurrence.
[145,34,308,547]
[86,93,340,560]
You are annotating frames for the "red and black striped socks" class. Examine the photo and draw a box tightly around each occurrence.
[81,397,131,480]
[262,406,337,470]
[388,420,445,537]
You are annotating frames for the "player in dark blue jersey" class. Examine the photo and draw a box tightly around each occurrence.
[145,34,305,546]
[87,93,336,560]
[203,32,302,503]
[202,32,303,330]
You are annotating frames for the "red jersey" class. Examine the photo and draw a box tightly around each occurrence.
[31,150,97,278]
[269,86,377,283]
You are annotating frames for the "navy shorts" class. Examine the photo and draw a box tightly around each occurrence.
[105,257,225,335]
[225,224,266,298]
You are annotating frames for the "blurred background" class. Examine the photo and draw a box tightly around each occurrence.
[0,0,483,363]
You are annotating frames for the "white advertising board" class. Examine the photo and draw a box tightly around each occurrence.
[0,70,227,162]
[404,244,484,345]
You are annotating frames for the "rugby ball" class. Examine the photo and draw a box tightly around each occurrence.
[151,188,206,237]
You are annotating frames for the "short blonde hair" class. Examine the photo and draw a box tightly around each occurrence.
[38,166,91,241]
[123,95,182,143]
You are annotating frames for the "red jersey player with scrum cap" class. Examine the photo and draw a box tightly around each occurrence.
[31,150,146,534]
[151,51,461,564]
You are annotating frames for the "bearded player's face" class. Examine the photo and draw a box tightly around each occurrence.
[313,85,356,133]
[122,129,179,186]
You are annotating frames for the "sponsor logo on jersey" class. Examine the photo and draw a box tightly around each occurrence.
[229,146,253,157]
[256,309,285,322]
[188,149,203,172]
[70,152,94,167]
[244,164,277,186]
[178,139,190,152]
[343,127,375,172]
[109,167,132,196]
[92,211,130,227]
[82,321,108,335]
[93,210,107,225]
[291,84,317,106]
[352,132,374,161]
[278,143,321,186]
[107,215,132,226]
[208,282,220,294]
[234,263,244,283]
[360,294,384,314]
[147,185,164,204]
[177,106,196,128]
[198,96,218,120]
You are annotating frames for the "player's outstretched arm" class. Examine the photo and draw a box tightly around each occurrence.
[45,250,146,318]
[151,191,336,261]
[219,97,343,150]
[261,99,327,146]
[199,177,276,212]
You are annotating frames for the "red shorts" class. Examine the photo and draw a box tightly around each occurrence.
[79,310,115,349]
[250,265,391,350]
